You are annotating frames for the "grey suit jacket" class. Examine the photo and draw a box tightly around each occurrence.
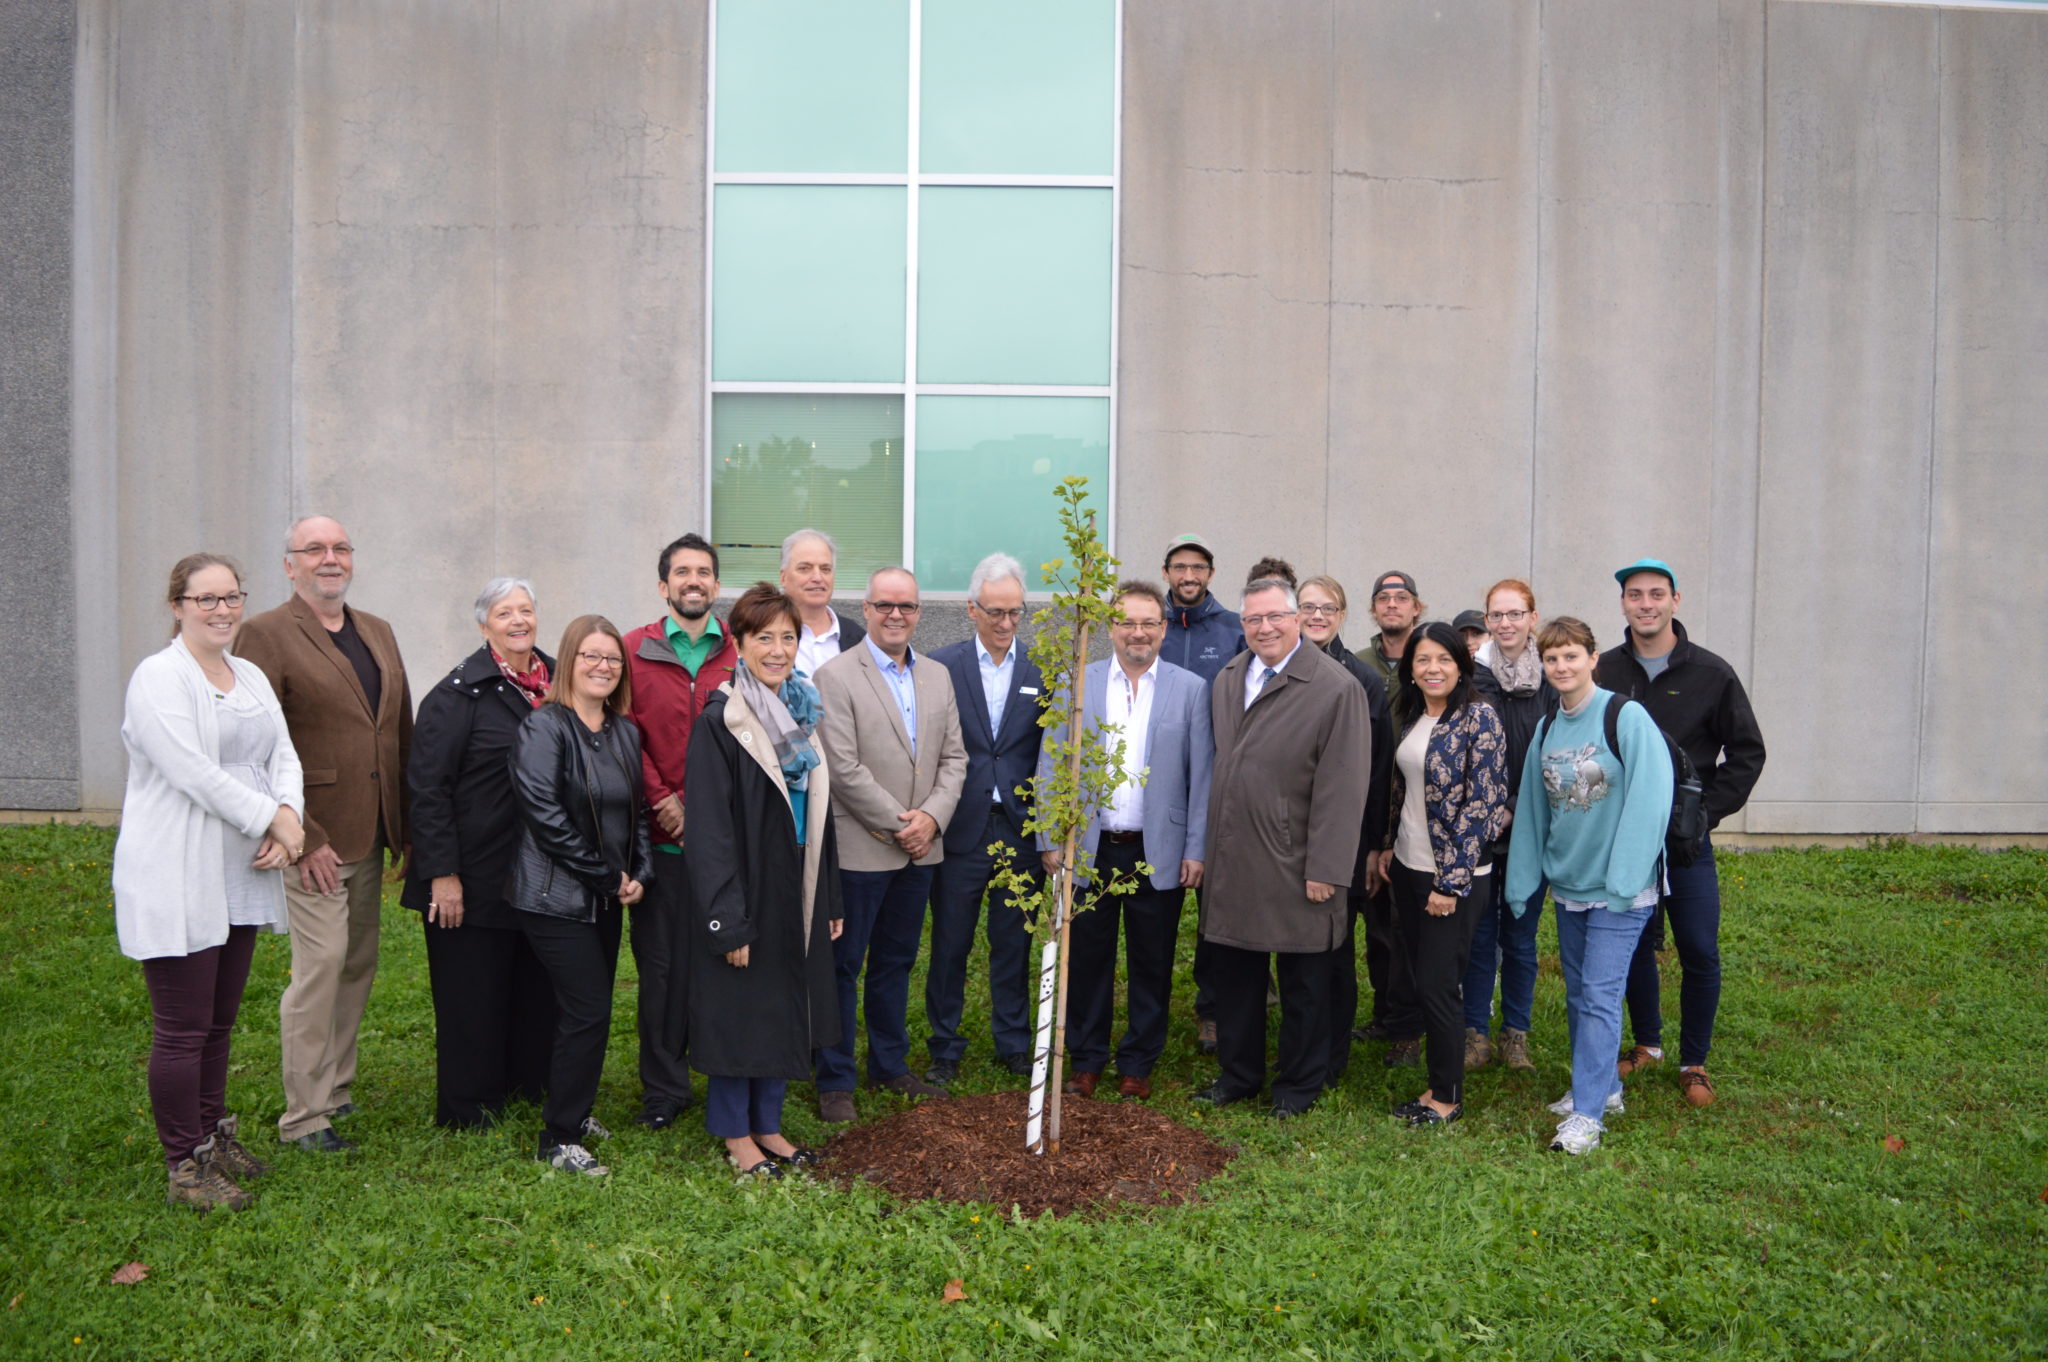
[1039,658,1213,892]
[813,641,967,871]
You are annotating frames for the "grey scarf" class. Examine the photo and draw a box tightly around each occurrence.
[1477,638,1543,696]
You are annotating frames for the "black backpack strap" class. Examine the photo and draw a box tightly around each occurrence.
[1602,692,1626,770]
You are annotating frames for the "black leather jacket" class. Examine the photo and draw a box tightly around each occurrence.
[505,703,656,922]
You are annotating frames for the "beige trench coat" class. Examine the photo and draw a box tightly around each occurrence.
[1199,642,1371,954]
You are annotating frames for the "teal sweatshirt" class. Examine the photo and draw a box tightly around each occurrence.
[1504,688,1674,913]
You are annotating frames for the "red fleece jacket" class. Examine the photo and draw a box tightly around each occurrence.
[623,618,738,849]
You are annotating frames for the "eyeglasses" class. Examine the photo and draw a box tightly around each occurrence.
[1240,611,1298,629]
[867,601,920,616]
[1372,590,1415,604]
[1299,604,1342,618]
[177,592,248,610]
[575,651,623,671]
[1113,618,1165,632]
[288,543,354,559]
[1484,609,1530,623]
[971,604,1025,623]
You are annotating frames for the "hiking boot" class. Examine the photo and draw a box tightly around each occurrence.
[1383,1039,1421,1069]
[1463,1028,1494,1069]
[1616,1044,1664,1079]
[1679,1067,1717,1107]
[211,1115,270,1181]
[1550,1112,1602,1156]
[1497,1028,1535,1072]
[540,1142,609,1177]
[166,1136,252,1212]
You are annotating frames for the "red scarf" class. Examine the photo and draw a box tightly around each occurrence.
[492,648,551,709]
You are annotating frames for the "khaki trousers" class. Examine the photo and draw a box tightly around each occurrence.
[277,841,383,1140]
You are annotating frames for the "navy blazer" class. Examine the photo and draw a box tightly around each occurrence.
[1038,658,1214,892]
[928,637,1049,856]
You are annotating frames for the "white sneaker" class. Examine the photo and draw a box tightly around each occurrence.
[1546,1089,1625,1117]
[1550,1112,1603,1155]
[542,1142,610,1177]
[580,1116,613,1142]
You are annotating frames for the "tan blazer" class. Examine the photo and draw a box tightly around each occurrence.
[236,596,412,864]
[813,641,966,871]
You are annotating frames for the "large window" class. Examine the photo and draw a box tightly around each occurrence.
[706,0,1119,590]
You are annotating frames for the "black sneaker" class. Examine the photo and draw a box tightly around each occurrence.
[924,1058,960,1086]
[539,1142,609,1177]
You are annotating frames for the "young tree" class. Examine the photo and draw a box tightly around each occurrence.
[992,478,1149,1155]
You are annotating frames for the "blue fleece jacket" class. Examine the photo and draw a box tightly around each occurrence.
[1161,591,1244,684]
[1504,688,1673,913]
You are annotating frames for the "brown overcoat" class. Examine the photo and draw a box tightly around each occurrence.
[236,596,412,863]
[1200,641,1370,954]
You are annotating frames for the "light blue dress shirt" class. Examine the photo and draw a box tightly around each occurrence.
[975,635,1015,801]
[865,635,920,758]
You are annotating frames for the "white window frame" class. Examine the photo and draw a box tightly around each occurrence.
[703,0,1123,585]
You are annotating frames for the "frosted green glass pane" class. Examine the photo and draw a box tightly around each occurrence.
[714,0,908,172]
[920,0,1114,174]
[713,186,906,382]
[917,188,1111,385]
[712,394,904,586]
[914,396,1109,591]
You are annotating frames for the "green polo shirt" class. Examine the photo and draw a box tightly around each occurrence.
[663,613,722,676]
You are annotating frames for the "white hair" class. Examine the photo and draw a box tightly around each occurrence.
[1240,576,1298,611]
[866,565,917,594]
[780,527,837,571]
[473,576,537,625]
[285,514,349,552]
[967,552,1026,603]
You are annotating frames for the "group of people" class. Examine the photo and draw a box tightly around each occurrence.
[112,515,1766,1211]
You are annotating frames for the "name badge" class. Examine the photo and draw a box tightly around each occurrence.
[1020,686,1039,696]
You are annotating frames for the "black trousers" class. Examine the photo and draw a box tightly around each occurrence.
[1208,938,1343,1112]
[630,855,694,1113]
[1361,878,1407,1031]
[1328,898,1364,1077]
[1388,864,1485,1106]
[1064,834,1181,1078]
[518,903,623,1148]
[422,917,556,1128]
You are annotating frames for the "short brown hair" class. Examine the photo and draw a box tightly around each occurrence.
[726,581,801,642]
[1486,578,1536,613]
[167,553,242,639]
[548,615,632,715]
[1535,616,1597,656]
[1246,556,1297,589]
[1114,579,1167,617]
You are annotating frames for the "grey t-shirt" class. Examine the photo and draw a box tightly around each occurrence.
[1637,649,1672,682]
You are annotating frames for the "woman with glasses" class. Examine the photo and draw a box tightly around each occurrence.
[1372,622,1509,1126]
[114,555,306,1211]
[401,577,559,1129]
[1505,617,1672,1155]
[1462,579,1557,1073]
[1295,575,1394,1079]
[685,584,844,1177]
[506,615,655,1177]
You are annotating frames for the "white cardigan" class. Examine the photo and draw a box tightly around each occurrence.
[112,637,305,961]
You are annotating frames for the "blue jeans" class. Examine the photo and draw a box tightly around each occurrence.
[703,1076,787,1139]
[814,864,933,1092]
[1463,857,1547,1033]
[1624,838,1723,1067]
[1555,902,1654,1127]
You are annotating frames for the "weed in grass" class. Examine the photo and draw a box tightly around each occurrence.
[0,826,2043,1358]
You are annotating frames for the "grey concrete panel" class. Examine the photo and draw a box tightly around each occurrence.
[71,0,298,810]
[1746,2,1940,832]
[1116,0,1332,586]
[1324,0,1539,618]
[1534,1,1748,646]
[1918,11,2048,831]
[0,0,78,807]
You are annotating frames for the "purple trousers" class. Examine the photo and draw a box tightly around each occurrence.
[140,925,259,1167]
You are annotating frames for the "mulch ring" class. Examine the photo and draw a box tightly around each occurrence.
[819,1091,1235,1217]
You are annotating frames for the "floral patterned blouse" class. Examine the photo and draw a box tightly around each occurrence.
[1382,699,1511,896]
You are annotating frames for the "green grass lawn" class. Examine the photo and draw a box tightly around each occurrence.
[1,824,2043,1360]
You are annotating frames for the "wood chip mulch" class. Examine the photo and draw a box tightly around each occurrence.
[819,1090,1236,1217]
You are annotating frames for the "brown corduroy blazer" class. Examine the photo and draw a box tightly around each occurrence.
[236,595,413,863]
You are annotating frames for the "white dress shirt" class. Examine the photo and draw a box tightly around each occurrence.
[1103,657,1159,832]
[1243,639,1303,709]
[975,635,1016,802]
[795,613,842,681]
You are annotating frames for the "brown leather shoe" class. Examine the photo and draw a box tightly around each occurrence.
[1117,1074,1152,1099]
[1616,1044,1664,1079]
[817,1090,856,1123]
[1679,1067,1716,1107]
[1062,1072,1099,1098]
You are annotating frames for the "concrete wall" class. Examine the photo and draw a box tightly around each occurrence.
[28,0,2048,834]
[0,0,77,808]
[1116,0,2047,835]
